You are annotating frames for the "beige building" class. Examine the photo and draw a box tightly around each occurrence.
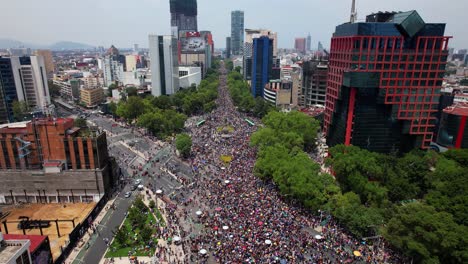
[33,49,54,75]
[245,29,278,56]
[80,87,104,107]
[82,76,103,89]
[125,55,138,72]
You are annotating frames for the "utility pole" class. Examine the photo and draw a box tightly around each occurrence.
[350,0,357,23]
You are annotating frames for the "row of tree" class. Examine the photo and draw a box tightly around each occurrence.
[107,71,219,139]
[250,109,468,263]
[227,71,275,118]
[326,146,468,263]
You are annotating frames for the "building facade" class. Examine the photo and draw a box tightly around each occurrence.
[0,233,32,264]
[302,60,328,107]
[170,0,198,33]
[178,66,201,88]
[149,35,179,96]
[306,34,312,52]
[0,118,116,203]
[251,36,273,97]
[80,87,104,107]
[33,50,54,76]
[324,11,450,153]
[226,37,231,59]
[295,38,306,54]
[437,103,468,149]
[0,56,51,124]
[231,10,244,56]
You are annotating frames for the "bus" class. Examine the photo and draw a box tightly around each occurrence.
[196,120,206,127]
[245,118,255,126]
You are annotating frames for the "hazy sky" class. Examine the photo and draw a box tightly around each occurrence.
[1,0,467,50]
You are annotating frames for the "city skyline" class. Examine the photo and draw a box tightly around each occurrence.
[0,0,467,50]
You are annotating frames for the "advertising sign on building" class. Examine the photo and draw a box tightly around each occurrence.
[180,37,206,53]
[186,31,201,38]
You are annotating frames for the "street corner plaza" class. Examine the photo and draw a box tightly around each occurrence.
[1,202,96,260]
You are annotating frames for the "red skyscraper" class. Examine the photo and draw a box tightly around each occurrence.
[295,38,306,54]
[324,11,451,153]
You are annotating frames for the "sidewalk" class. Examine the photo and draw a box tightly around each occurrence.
[65,195,120,264]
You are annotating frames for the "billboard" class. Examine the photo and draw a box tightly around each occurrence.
[181,37,206,53]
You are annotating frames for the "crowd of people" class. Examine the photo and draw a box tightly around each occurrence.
[158,64,405,263]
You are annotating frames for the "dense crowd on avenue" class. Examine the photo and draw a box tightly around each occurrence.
[152,63,404,264]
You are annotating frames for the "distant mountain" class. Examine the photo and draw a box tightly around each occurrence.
[0,39,95,51]
[49,41,95,51]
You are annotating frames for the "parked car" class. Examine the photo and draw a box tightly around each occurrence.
[124,191,131,198]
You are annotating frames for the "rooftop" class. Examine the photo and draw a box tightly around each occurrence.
[3,234,47,253]
[443,103,468,116]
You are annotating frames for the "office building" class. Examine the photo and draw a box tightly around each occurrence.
[231,10,244,55]
[53,79,81,101]
[178,66,201,88]
[170,0,198,33]
[295,38,306,54]
[324,10,450,153]
[226,37,231,59]
[33,50,54,76]
[100,56,124,87]
[80,87,104,107]
[0,117,116,203]
[251,36,273,97]
[0,56,51,124]
[437,103,468,149]
[179,31,213,77]
[149,35,179,96]
[244,29,277,79]
[306,34,312,52]
[302,60,328,107]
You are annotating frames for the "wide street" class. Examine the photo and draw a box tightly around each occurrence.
[69,110,196,263]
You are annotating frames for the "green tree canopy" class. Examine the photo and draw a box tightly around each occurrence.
[74,117,88,128]
[175,133,192,158]
[12,100,30,121]
[383,203,468,264]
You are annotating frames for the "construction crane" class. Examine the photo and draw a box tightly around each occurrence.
[350,0,357,23]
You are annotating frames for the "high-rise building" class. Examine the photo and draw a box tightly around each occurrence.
[149,35,179,96]
[318,41,324,52]
[0,56,51,124]
[324,10,451,153]
[244,29,277,79]
[231,10,244,55]
[251,36,273,98]
[295,38,306,54]
[306,34,312,52]
[302,59,329,107]
[170,0,198,33]
[226,37,231,59]
[33,50,54,76]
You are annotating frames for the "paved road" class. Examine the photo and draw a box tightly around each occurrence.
[73,113,194,263]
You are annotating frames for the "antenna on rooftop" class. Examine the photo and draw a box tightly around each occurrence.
[350,0,357,23]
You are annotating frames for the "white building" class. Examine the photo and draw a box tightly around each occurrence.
[10,56,51,111]
[125,55,138,72]
[178,66,201,88]
[149,35,179,96]
[100,57,124,87]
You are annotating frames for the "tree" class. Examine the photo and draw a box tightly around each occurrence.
[140,226,152,243]
[175,133,192,158]
[47,80,61,97]
[148,200,156,209]
[12,100,30,121]
[108,101,117,116]
[126,86,138,97]
[151,95,172,110]
[234,66,242,73]
[383,203,468,264]
[114,227,128,246]
[74,117,87,128]
[116,96,145,120]
[107,83,117,97]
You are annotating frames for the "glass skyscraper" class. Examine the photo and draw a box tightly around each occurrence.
[170,0,198,33]
[231,10,244,56]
